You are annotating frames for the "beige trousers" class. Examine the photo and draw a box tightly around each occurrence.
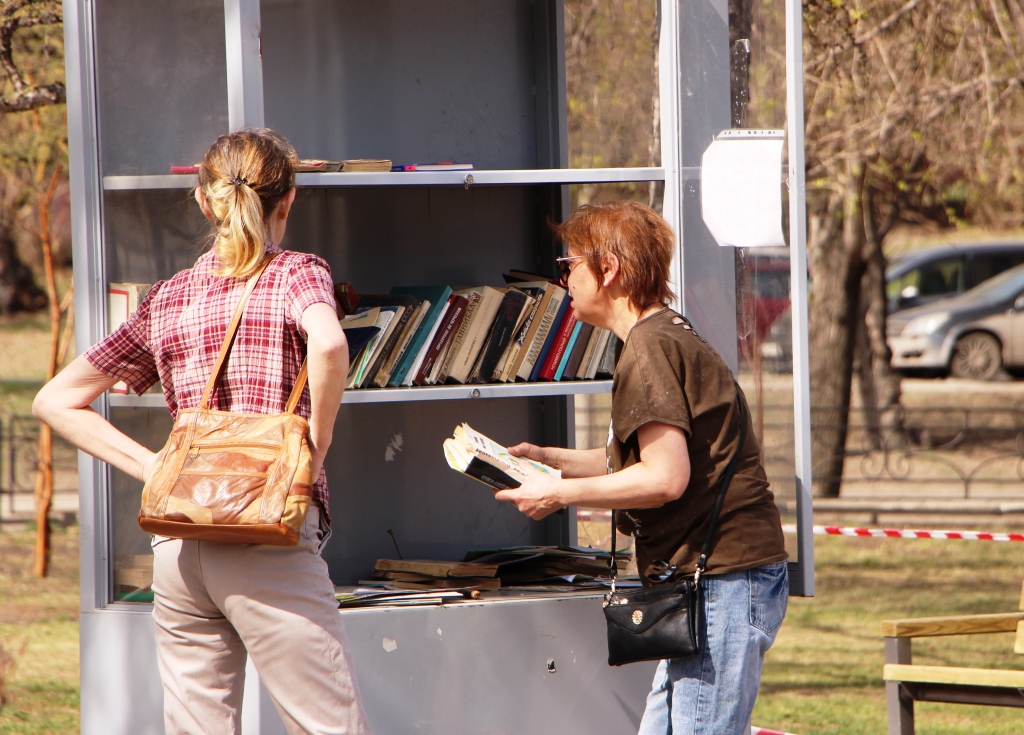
[151,508,368,735]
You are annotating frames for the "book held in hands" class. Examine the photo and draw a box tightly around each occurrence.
[443,423,560,490]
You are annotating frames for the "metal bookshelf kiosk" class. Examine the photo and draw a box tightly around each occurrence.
[65,1,813,732]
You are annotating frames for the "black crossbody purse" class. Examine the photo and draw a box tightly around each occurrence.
[603,395,747,667]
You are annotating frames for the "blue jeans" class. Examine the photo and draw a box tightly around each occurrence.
[637,561,789,735]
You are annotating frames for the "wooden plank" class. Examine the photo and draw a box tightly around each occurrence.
[1015,621,1024,655]
[114,567,152,589]
[881,612,1024,638]
[884,664,1024,688]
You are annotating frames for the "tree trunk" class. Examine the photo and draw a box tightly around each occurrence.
[807,158,866,498]
[0,224,46,314]
[32,168,63,578]
[860,197,905,449]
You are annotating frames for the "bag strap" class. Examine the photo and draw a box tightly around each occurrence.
[199,253,309,413]
[608,385,748,590]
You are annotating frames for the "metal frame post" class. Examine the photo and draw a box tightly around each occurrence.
[224,0,265,130]
[785,0,815,597]
[64,0,111,613]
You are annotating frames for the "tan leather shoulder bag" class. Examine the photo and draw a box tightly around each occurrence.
[138,255,313,546]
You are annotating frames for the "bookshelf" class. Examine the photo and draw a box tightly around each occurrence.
[102,167,668,191]
[66,1,812,733]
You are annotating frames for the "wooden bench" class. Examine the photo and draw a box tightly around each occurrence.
[882,582,1024,734]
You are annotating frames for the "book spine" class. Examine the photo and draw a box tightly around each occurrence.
[447,289,504,384]
[390,288,451,386]
[359,305,412,388]
[529,295,571,382]
[596,334,623,377]
[516,289,564,381]
[437,293,480,383]
[468,291,528,383]
[491,295,535,381]
[539,303,577,381]
[563,322,594,380]
[377,303,428,387]
[554,320,583,381]
[414,295,468,385]
[463,458,521,490]
[501,288,548,380]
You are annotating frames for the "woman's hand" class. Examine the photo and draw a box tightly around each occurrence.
[493,463,566,520]
[507,442,556,468]
[141,450,159,484]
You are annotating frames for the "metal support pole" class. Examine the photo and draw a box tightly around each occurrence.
[224,0,264,130]
[785,0,815,597]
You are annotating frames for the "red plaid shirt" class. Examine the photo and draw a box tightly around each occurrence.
[85,242,337,522]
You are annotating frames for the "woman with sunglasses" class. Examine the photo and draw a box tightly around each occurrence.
[494,201,788,735]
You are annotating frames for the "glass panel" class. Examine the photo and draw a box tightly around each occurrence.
[110,408,172,603]
[94,0,228,175]
[730,1,798,563]
[564,0,660,178]
[261,0,541,170]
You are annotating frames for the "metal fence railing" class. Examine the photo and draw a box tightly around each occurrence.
[0,413,79,526]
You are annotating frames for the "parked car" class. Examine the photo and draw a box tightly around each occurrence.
[737,248,792,367]
[887,262,1024,379]
[886,242,1024,312]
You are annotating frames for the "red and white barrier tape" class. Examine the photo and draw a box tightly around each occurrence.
[751,727,800,735]
[781,524,1024,542]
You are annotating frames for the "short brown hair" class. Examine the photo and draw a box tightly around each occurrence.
[197,128,298,278]
[552,201,676,309]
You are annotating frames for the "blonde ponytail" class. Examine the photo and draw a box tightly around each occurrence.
[197,129,297,279]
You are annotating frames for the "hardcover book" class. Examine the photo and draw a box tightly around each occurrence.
[554,320,585,381]
[561,322,594,380]
[528,292,571,382]
[538,301,577,381]
[467,289,529,384]
[414,294,469,386]
[512,283,566,381]
[374,301,429,388]
[353,294,421,387]
[388,285,453,386]
[436,290,482,384]
[444,286,505,384]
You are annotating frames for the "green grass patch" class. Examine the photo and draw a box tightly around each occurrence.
[753,534,1024,734]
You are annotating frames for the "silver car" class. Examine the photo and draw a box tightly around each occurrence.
[887,263,1024,379]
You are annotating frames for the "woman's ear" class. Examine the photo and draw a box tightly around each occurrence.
[194,187,215,223]
[275,188,297,222]
[600,252,621,289]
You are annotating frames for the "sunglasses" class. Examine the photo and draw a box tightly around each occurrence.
[556,255,585,287]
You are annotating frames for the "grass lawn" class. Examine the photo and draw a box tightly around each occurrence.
[754,534,1024,734]
[0,528,79,735]
[1,529,1022,733]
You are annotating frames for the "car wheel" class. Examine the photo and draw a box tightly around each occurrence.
[950,332,1002,380]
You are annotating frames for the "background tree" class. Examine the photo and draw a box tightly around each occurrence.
[0,0,68,575]
[803,0,1024,496]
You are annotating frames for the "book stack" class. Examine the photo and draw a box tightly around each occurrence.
[368,559,501,590]
[336,273,623,390]
[364,547,630,593]
[462,546,632,587]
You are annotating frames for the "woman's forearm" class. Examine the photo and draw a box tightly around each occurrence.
[33,355,156,482]
[302,303,349,461]
[547,446,606,478]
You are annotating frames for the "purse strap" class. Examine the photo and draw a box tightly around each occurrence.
[608,386,748,592]
[199,253,309,413]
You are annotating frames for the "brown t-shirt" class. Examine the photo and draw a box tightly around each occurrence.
[608,308,788,582]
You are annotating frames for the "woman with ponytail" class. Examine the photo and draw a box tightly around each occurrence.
[33,129,368,734]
